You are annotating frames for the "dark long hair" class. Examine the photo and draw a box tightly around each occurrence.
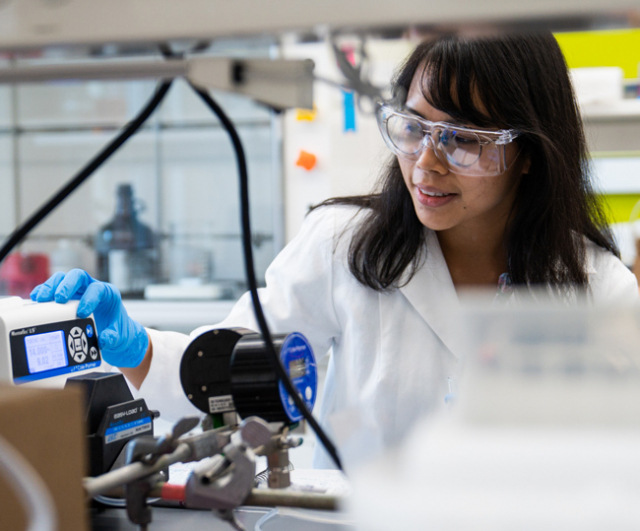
[319,31,617,290]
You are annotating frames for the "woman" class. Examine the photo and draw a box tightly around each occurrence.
[31,31,638,468]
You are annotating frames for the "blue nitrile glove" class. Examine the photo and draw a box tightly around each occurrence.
[30,269,148,368]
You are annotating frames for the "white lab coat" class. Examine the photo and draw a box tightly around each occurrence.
[138,205,639,469]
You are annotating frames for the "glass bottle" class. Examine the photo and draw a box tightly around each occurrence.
[95,184,158,298]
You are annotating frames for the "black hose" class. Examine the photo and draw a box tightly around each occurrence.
[0,80,173,264]
[190,83,343,471]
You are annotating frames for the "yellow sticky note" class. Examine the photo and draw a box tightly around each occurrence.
[296,106,317,122]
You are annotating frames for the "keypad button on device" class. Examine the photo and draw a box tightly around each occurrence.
[68,326,89,363]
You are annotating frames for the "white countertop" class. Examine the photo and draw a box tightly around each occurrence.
[122,299,238,333]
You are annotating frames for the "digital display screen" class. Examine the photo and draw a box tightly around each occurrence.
[289,358,306,379]
[24,330,68,375]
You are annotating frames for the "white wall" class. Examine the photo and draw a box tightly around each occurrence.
[281,38,414,241]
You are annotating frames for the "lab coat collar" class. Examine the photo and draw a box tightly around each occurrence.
[399,230,466,360]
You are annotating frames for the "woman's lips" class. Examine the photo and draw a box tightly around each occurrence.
[415,186,458,207]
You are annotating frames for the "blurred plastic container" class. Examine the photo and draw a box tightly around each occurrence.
[570,66,624,106]
[50,239,83,274]
[0,252,50,298]
[348,294,640,530]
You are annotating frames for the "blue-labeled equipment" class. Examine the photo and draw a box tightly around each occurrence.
[276,332,317,422]
[66,372,159,477]
[0,298,102,387]
[0,297,161,476]
[180,328,318,424]
[11,317,101,384]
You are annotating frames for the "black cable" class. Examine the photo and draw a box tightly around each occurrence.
[160,46,341,469]
[190,83,343,471]
[0,80,173,264]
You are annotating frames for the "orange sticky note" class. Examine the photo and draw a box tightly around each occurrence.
[295,150,317,171]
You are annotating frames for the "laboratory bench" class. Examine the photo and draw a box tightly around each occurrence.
[91,503,353,530]
[91,505,269,530]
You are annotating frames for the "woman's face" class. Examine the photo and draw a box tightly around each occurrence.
[398,70,526,238]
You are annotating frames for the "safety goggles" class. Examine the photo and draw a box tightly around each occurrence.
[375,104,520,177]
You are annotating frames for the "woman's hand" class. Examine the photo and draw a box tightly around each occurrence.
[30,269,149,368]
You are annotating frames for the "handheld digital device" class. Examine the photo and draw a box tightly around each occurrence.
[0,297,102,387]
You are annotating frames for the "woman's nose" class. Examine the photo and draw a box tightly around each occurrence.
[415,137,448,175]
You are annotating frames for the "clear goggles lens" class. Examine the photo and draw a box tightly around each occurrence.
[376,105,519,177]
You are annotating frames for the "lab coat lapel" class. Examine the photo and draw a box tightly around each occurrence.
[399,230,465,360]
